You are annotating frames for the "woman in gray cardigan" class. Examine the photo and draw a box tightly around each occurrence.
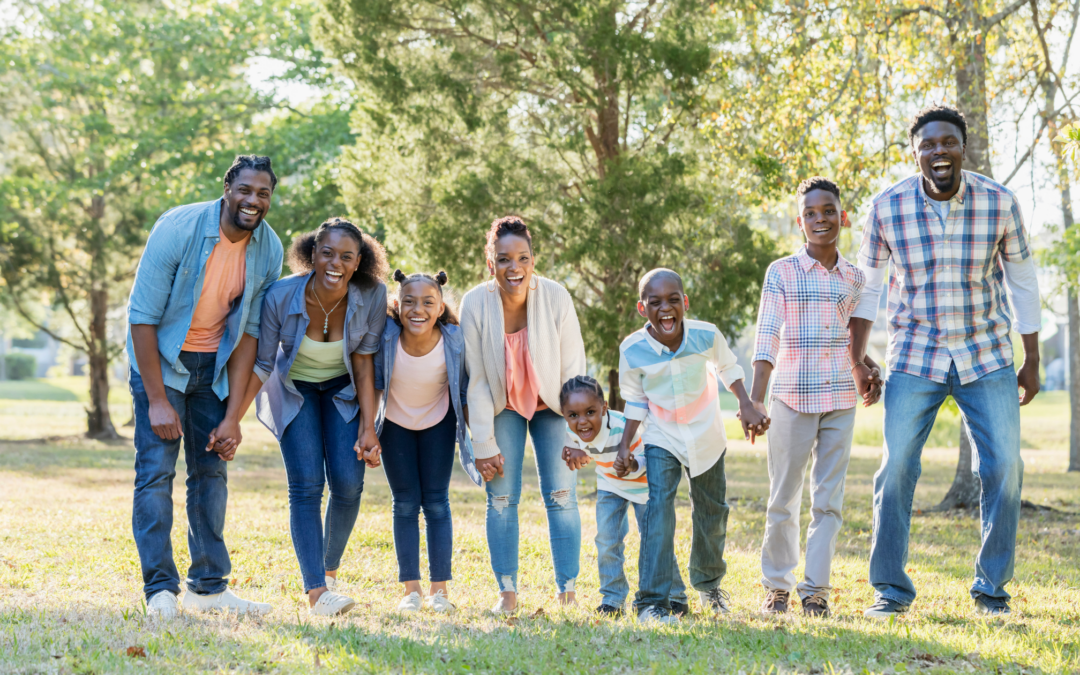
[460,216,587,614]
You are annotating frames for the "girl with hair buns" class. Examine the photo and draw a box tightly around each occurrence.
[232,217,389,617]
[459,216,587,615]
[372,269,478,614]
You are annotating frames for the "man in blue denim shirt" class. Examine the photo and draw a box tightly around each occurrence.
[127,155,284,618]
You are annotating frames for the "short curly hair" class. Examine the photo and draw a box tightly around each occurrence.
[908,105,968,147]
[484,216,533,260]
[287,217,390,290]
[796,176,840,202]
[223,155,277,191]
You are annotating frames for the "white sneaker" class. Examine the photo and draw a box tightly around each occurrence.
[324,576,338,592]
[397,592,423,613]
[183,588,272,616]
[310,591,356,616]
[425,590,456,614]
[638,605,679,625]
[700,587,731,615]
[146,591,178,619]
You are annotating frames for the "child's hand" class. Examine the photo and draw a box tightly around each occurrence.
[738,400,770,444]
[858,356,884,407]
[564,447,591,471]
[612,445,632,478]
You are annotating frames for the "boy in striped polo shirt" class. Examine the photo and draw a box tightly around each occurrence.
[616,269,770,624]
[560,376,689,617]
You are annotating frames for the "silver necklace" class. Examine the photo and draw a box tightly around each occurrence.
[309,281,345,336]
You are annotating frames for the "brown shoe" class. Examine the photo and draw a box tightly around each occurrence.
[760,589,790,614]
[802,591,830,617]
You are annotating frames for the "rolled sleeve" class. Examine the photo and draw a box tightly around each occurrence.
[711,327,745,390]
[999,196,1032,263]
[618,350,650,422]
[253,288,282,383]
[851,264,886,322]
[751,264,784,366]
[856,209,890,269]
[1002,257,1042,334]
[354,285,388,356]
[245,246,283,339]
[127,214,182,326]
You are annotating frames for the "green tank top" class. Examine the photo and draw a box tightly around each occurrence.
[288,336,349,383]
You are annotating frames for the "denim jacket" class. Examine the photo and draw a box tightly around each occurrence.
[253,272,388,439]
[374,320,481,486]
[126,198,283,400]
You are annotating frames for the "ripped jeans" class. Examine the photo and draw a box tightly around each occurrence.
[486,408,580,594]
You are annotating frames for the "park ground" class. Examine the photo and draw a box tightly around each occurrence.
[0,378,1078,674]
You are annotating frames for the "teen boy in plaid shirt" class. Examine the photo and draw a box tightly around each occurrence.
[849,106,1042,618]
[751,177,881,618]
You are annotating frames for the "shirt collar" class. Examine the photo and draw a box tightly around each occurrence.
[640,321,687,356]
[206,197,265,243]
[918,170,967,208]
[795,245,853,274]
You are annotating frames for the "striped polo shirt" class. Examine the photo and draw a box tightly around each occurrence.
[565,409,648,504]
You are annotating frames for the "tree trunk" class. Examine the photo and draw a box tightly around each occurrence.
[607,367,625,412]
[1070,290,1080,471]
[86,284,117,440]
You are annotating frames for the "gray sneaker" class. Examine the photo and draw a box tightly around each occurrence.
[638,605,679,625]
[699,587,731,614]
[973,594,1011,616]
[863,596,909,619]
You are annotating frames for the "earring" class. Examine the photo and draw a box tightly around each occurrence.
[528,276,538,291]
[487,278,497,292]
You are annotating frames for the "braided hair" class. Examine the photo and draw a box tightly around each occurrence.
[224,155,277,191]
[287,217,390,290]
[559,375,606,409]
[388,269,459,326]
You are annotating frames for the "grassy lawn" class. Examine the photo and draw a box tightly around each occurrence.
[0,384,1078,673]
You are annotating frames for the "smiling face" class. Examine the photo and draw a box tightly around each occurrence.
[223,168,274,232]
[912,120,965,198]
[563,390,608,444]
[638,274,688,346]
[396,279,444,338]
[797,189,843,247]
[487,233,534,299]
[312,229,361,295]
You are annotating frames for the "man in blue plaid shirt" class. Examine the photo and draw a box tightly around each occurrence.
[848,105,1042,619]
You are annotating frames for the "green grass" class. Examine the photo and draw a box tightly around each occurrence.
[0,397,1078,674]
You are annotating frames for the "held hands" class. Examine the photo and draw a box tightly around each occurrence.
[853,356,883,407]
[354,428,382,468]
[205,416,242,461]
[613,444,634,478]
[562,446,592,471]
[475,454,505,482]
[736,400,770,444]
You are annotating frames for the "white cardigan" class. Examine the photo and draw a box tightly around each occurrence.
[460,275,587,459]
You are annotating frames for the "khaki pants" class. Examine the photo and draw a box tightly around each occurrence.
[760,399,856,599]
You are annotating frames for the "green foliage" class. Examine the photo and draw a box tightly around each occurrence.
[4,353,36,381]
[319,0,776,368]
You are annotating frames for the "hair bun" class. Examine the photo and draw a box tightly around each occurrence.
[393,269,407,283]
[435,271,448,286]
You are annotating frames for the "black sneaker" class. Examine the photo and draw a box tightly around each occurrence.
[595,603,623,617]
[863,597,910,619]
[669,601,691,617]
[760,589,790,614]
[973,594,1011,616]
[801,591,829,617]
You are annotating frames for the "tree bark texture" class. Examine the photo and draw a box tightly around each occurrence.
[607,367,625,413]
[86,284,118,439]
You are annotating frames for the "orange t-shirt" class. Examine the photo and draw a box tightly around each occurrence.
[182,228,249,352]
[504,328,547,419]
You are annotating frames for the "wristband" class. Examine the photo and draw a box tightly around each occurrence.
[850,361,867,373]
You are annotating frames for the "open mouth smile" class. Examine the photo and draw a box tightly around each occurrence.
[325,270,343,283]
[506,274,524,287]
[812,225,832,234]
[239,207,260,218]
[658,313,677,333]
[408,316,428,326]
[930,159,952,178]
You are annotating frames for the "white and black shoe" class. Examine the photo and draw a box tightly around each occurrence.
[310,591,356,616]
[700,587,731,614]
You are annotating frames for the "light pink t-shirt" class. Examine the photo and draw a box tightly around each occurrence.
[504,328,546,420]
[385,335,450,431]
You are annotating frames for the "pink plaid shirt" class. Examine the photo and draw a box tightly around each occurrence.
[752,247,865,414]
[857,171,1031,385]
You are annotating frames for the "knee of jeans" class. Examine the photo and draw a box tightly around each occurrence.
[545,487,576,510]
[420,495,451,521]
[330,478,364,506]
[288,481,324,506]
[978,455,1023,492]
[134,464,176,490]
[392,496,421,519]
[488,492,518,515]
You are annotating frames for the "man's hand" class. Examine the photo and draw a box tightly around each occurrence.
[563,446,591,471]
[738,399,770,444]
[149,399,183,440]
[613,444,633,478]
[475,454,505,482]
[1017,357,1040,406]
[354,428,381,468]
[206,415,241,461]
[853,357,883,407]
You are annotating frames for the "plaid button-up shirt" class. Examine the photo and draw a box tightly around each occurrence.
[857,171,1031,385]
[752,247,865,414]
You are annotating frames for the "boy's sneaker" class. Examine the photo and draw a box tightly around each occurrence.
[425,590,456,614]
[183,589,271,615]
[700,587,731,614]
[801,591,829,617]
[669,600,691,617]
[309,591,356,617]
[760,589,790,615]
[146,591,179,619]
[863,597,909,619]
[973,594,1011,616]
[637,605,679,625]
[596,603,623,617]
[397,592,423,613]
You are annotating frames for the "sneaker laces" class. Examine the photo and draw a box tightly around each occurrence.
[803,590,829,608]
[977,594,1009,610]
[763,589,789,608]
[705,587,731,608]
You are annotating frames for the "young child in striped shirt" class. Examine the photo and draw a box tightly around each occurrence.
[559,375,689,618]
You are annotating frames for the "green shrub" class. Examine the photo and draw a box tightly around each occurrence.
[4,353,37,380]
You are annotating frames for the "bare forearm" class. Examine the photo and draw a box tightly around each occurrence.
[620,418,642,450]
[130,324,169,403]
[728,379,753,406]
[750,361,774,404]
[848,318,873,365]
[352,353,377,433]
[223,334,258,420]
[1021,332,1040,364]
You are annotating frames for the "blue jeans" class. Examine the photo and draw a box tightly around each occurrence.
[379,408,457,583]
[131,351,230,600]
[635,445,729,611]
[596,489,687,609]
[486,408,581,594]
[870,364,1023,604]
[279,374,365,592]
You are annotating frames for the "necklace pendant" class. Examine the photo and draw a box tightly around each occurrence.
[323,317,329,335]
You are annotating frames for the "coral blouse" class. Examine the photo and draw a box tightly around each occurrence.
[504,328,547,420]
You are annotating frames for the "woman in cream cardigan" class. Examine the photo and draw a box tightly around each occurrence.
[460,216,587,614]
